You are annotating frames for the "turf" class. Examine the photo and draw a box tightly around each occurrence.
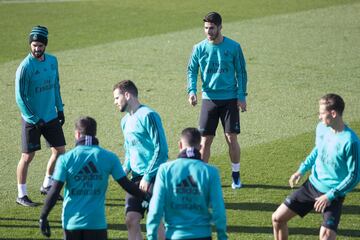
[0,0,359,239]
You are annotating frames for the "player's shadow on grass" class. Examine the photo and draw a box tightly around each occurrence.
[225,202,360,215]
[222,183,292,190]
[105,198,126,207]
[224,183,360,192]
[225,225,360,237]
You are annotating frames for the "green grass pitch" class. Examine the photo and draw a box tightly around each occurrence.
[0,0,359,239]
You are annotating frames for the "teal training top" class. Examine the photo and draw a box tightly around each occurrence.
[53,143,125,230]
[298,122,360,201]
[146,157,228,240]
[15,53,64,124]
[121,105,168,182]
[187,36,247,101]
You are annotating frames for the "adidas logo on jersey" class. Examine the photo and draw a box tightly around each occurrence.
[175,175,200,195]
[74,161,103,181]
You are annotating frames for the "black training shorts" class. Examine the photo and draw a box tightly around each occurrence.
[284,180,344,232]
[64,229,107,240]
[125,176,154,217]
[166,237,211,240]
[21,118,66,153]
[199,99,240,136]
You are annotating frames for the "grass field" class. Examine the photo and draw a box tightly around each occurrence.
[0,0,359,239]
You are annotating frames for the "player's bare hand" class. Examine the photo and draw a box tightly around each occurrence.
[237,100,247,112]
[289,172,301,188]
[139,178,151,192]
[314,195,330,212]
[188,94,197,106]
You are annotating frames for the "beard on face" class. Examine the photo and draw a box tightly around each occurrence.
[32,49,45,59]
[120,101,128,112]
[208,30,219,41]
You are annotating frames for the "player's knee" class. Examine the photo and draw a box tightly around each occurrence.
[272,211,284,227]
[125,215,140,228]
[320,227,336,240]
[52,146,65,156]
[21,153,35,164]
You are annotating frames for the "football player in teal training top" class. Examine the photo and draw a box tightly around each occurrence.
[187,12,248,189]
[39,116,148,240]
[147,127,227,240]
[272,93,360,240]
[113,80,168,240]
[15,25,66,207]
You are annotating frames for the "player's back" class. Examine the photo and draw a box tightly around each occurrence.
[160,158,219,239]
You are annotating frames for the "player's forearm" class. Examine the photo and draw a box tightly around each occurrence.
[40,181,64,219]
[117,176,147,199]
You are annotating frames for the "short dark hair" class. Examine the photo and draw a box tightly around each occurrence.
[203,12,222,26]
[113,80,138,97]
[75,116,97,136]
[319,93,345,116]
[181,128,201,147]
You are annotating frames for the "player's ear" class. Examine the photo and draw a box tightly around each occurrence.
[124,91,131,100]
[178,140,183,150]
[74,130,81,140]
[330,109,337,118]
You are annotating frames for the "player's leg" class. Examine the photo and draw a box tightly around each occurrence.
[157,221,166,240]
[16,152,36,205]
[16,119,41,206]
[220,99,241,188]
[319,227,336,240]
[319,196,344,240]
[272,203,297,240]
[126,212,143,240]
[199,99,219,163]
[273,180,318,239]
[41,118,66,193]
[200,136,215,163]
[125,177,147,240]
[43,146,65,185]
[224,133,241,188]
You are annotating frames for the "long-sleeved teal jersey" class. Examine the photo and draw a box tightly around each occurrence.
[121,105,168,182]
[146,154,227,240]
[298,122,360,201]
[187,36,247,101]
[52,137,126,230]
[15,53,64,124]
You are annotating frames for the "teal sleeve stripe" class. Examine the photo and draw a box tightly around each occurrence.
[19,67,36,118]
[238,45,247,96]
[145,112,162,178]
[336,142,359,194]
[187,46,198,94]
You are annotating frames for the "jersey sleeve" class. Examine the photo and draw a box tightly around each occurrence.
[53,58,64,112]
[234,43,248,101]
[52,155,67,182]
[142,112,168,182]
[298,147,318,175]
[209,167,228,240]
[15,65,40,124]
[146,165,166,240]
[111,153,126,181]
[187,45,199,95]
[326,141,360,201]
